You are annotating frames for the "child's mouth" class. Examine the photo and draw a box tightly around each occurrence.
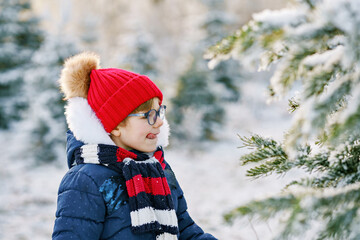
[146,133,157,139]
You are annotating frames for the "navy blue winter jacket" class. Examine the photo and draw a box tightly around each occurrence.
[52,131,217,240]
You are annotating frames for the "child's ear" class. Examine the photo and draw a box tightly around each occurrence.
[110,125,122,137]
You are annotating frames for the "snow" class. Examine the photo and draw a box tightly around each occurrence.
[337,78,360,124]
[269,58,292,97]
[321,0,360,35]
[300,45,344,72]
[320,0,360,69]
[252,7,306,28]
[0,160,64,240]
[288,180,360,200]
[224,0,360,158]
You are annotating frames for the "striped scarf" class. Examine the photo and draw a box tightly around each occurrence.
[74,144,179,240]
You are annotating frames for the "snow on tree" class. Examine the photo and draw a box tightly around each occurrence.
[18,34,77,163]
[170,0,241,141]
[0,0,43,129]
[206,0,360,239]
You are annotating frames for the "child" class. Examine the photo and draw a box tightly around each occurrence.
[52,52,217,240]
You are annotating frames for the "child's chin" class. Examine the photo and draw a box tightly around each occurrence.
[137,144,157,153]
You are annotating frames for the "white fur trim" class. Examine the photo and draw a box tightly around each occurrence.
[157,118,170,148]
[65,97,115,145]
[130,207,178,227]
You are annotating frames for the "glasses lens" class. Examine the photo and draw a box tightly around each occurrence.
[148,109,157,125]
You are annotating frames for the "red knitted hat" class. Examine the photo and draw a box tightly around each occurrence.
[59,52,163,133]
[88,68,163,132]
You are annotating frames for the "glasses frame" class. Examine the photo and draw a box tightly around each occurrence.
[128,105,166,125]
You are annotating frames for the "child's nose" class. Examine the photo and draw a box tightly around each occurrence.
[153,116,163,128]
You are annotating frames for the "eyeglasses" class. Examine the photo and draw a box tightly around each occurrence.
[128,105,166,125]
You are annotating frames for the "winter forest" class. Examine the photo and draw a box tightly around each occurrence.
[1,0,360,239]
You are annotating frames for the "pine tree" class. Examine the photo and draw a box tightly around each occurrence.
[19,34,77,163]
[206,0,360,239]
[124,31,159,80]
[0,0,43,129]
[170,0,241,141]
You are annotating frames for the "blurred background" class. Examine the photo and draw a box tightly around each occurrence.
[0,0,295,239]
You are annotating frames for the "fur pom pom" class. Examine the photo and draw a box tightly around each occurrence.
[59,52,100,99]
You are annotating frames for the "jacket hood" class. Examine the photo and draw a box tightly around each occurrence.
[66,130,85,168]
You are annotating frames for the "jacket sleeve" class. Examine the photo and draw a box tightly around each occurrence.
[52,167,106,240]
[164,162,217,240]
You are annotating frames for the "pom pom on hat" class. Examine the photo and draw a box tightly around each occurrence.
[59,52,100,99]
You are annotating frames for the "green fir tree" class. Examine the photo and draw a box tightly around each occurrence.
[206,0,360,239]
[170,0,241,141]
[19,34,77,163]
[125,32,159,80]
[0,0,43,129]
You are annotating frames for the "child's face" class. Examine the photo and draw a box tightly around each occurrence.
[110,98,163,152]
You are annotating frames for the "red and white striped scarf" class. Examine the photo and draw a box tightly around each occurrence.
[75,144,178,240]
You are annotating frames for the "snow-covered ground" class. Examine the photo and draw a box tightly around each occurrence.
[0,80,298,240]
